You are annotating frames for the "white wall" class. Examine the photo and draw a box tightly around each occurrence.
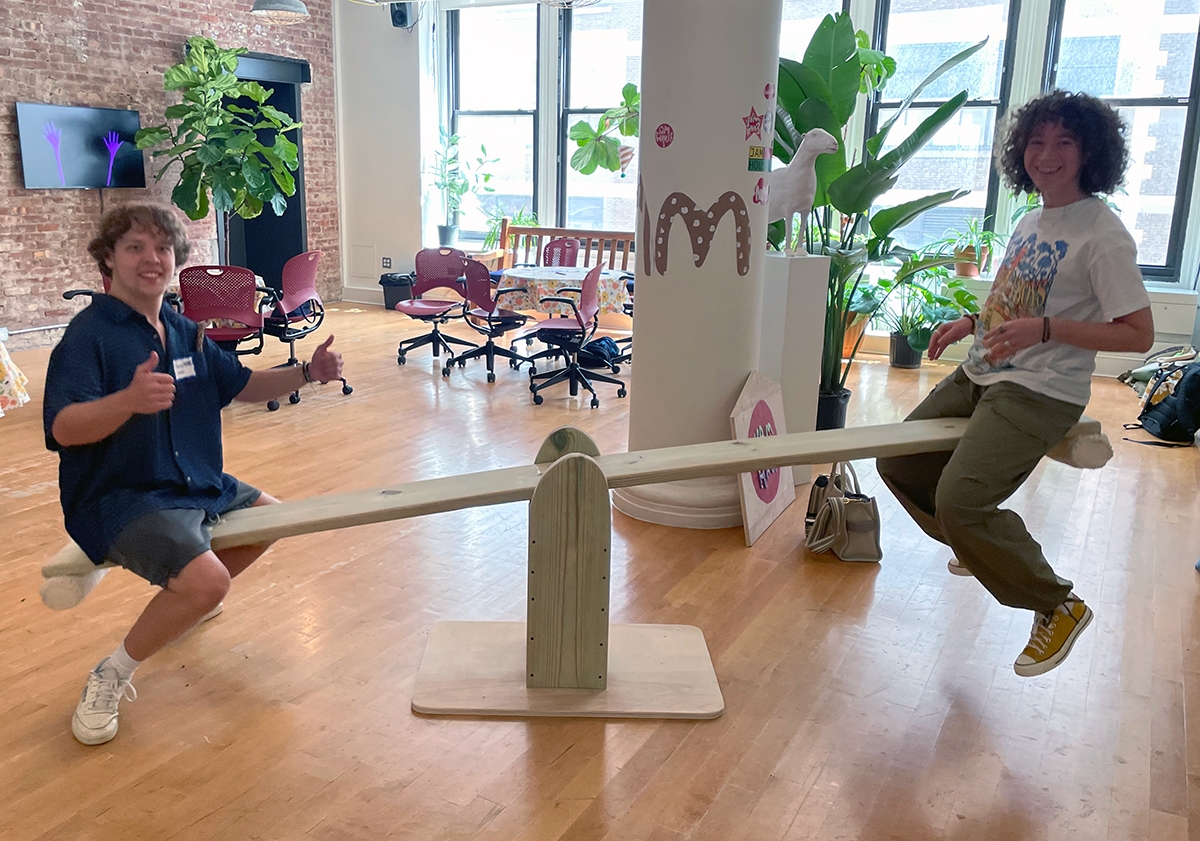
[333,0,425,306]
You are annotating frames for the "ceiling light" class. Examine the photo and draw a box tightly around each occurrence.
[250,0,311,25]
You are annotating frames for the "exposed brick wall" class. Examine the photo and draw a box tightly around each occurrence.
[0,0,340,348]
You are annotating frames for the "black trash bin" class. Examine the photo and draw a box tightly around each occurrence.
[379,272,415,311]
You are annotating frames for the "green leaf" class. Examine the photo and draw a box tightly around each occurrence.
[135,125,172,149]
[273,134,299,168]
[239,194,264,219]
[869,189,970,240]
[258,104,292,126]
[905,326,933,352]
[571,143,602,175]
[241,158,267,191]
[163,103,192,121]
[163,65,196,91]
[270,192,288,216]
[172,166,204,220]
[568,120,600,144]
[195,142,224,165]
[800,12,859,125]
[867,38,987,160]
[271,166,296,196]
[872,91,969,173]
[240,81,271,105]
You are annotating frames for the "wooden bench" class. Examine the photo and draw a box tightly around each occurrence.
[39,417,1109,719]
[487,218,636,271]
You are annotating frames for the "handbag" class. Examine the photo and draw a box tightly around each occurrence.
[804,461,883,563]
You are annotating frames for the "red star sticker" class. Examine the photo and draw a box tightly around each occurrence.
[743,106,764,141]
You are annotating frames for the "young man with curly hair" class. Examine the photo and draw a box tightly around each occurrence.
[877,91,1155,677]
[44,204,345,744]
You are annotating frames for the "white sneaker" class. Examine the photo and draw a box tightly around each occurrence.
[947,556,974,577]
[201,602,223,623]
[72,660,137,746]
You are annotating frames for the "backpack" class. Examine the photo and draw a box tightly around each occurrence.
[1124,360,1200,446]
[577,336,621,369]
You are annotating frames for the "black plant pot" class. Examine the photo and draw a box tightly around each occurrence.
[889,332,923,369]
[437,224,459,247]
[816,388,851,430]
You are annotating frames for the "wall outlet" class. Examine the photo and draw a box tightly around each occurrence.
[382,256,392,269]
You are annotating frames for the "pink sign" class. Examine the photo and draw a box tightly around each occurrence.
[764,83,774,100]
[655,123,674,148]
[748,399,780,503]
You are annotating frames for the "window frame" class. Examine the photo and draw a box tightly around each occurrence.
[1042,0,1200,282]
[447,7,542,239]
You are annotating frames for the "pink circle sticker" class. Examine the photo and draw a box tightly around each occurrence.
[655,123,674,148]
[748,399,781,503]
[764,83,774,100]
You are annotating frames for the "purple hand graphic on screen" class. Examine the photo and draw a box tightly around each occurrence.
[43,122,65,187]
[103,131,123,187]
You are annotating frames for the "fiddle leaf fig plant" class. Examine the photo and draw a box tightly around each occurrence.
[568,82,640,175]
[135,36,302,223]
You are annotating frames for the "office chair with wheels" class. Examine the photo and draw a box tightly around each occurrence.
[528,264,626,408]
[451,259,530,381]
[261,250,353,411]
[177,266,265,356]
[396,248,476,365]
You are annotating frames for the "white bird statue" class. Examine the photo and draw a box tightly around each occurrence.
[767,128,840,255]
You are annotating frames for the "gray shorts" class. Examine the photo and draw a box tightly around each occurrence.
[107,482,262,587]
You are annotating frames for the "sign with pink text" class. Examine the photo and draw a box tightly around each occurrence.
[729,371,795,546]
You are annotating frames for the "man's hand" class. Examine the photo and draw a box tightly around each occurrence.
[928,316,975,361]
[123,351,175,413]
[307,335,343,384]
[982,317,1043,363]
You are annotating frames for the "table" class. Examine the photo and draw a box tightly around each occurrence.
[499,266,632,317]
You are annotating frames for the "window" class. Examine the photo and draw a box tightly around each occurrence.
[779,0,848,63]
[871,0,1016,253]
[449,5,539,237]
[560,0,643,230]
[1047,0,1200,276]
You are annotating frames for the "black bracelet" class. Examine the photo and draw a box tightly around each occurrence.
[1042,316,1051,343]
[302,361,314,383]
[966,313,979,331]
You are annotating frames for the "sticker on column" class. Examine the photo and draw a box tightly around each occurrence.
[764,83,774,101]
[655,123,674,148]
[748,146,766,172]
[654,190,751,276]
[743,107,764,141]
[752,177,769,205]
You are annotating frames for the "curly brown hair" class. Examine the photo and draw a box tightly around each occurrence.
[87,204,191,278]
[995,90,1129,197]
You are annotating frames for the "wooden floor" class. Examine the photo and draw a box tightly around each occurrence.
[2,305,1198,841]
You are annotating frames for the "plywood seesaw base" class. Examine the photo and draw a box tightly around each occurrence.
[411,621,724,719]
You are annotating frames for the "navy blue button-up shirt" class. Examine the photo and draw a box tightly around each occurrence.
[43,294,252,563]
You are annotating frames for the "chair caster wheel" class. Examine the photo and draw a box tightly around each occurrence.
[487,372,496,383]
[590,398,600,409]
[289,393,301,405]
[267,400,280,412]
[612,365,621,375]
[533,394,544,405]
[617,388,627,398]
[442,366,451,378]
[529,366,537,376]
[342,384,353,395]
[397,355,406,365]
[459,359,466,368]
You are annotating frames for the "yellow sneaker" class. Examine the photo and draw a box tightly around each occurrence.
[1014,596,1093,677]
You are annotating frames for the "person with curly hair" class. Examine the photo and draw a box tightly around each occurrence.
[877,91,1154,677]
[44,204,346,745]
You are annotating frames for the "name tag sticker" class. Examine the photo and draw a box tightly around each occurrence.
[172,356,197,380]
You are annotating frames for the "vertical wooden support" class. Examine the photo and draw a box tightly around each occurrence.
[526,453,611,689]
[534,426,601,465]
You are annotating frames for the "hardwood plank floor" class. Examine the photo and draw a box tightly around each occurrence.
[1,305,1197,840]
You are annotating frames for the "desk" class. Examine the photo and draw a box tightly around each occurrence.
[500,267,631,316]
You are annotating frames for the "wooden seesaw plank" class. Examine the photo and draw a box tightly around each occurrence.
[42,416,1104,580]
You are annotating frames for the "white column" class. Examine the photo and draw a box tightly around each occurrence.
[613,0,783,529]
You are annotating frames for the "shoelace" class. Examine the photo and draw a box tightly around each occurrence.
[85,670,137,711]
[1026,611,1060,656]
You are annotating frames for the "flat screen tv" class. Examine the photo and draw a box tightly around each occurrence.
[15,102,147,189]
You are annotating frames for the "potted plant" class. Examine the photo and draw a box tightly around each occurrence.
[567,83,640,176]
[428,128,496,246]
[135,37,302,262]
[935,216,1006,277]
[867,264,979,368]
[771,12,986,428]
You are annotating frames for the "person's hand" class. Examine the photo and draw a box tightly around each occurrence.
[928,316,975,361]
[982,317,1042,362]
[123,351,175,414]
[307,335,343,384]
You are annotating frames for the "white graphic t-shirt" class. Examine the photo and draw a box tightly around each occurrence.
[963,196,1150,405]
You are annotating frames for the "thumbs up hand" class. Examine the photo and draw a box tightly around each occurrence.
[123,351,176,414]
[307,335,344,384]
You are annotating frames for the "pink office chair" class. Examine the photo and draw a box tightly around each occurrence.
[542,237,580,267]
[451,259,530,382]
[527,264,626,408]
[262,251,353,411]
[178,265,264,355]
[396,248,477,366]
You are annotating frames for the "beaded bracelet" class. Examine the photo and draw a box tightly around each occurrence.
[302,361,314,383]
[965,313,979,331]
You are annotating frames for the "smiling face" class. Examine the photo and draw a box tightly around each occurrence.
[1023,121,1087,208]
[104,223,176,308]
